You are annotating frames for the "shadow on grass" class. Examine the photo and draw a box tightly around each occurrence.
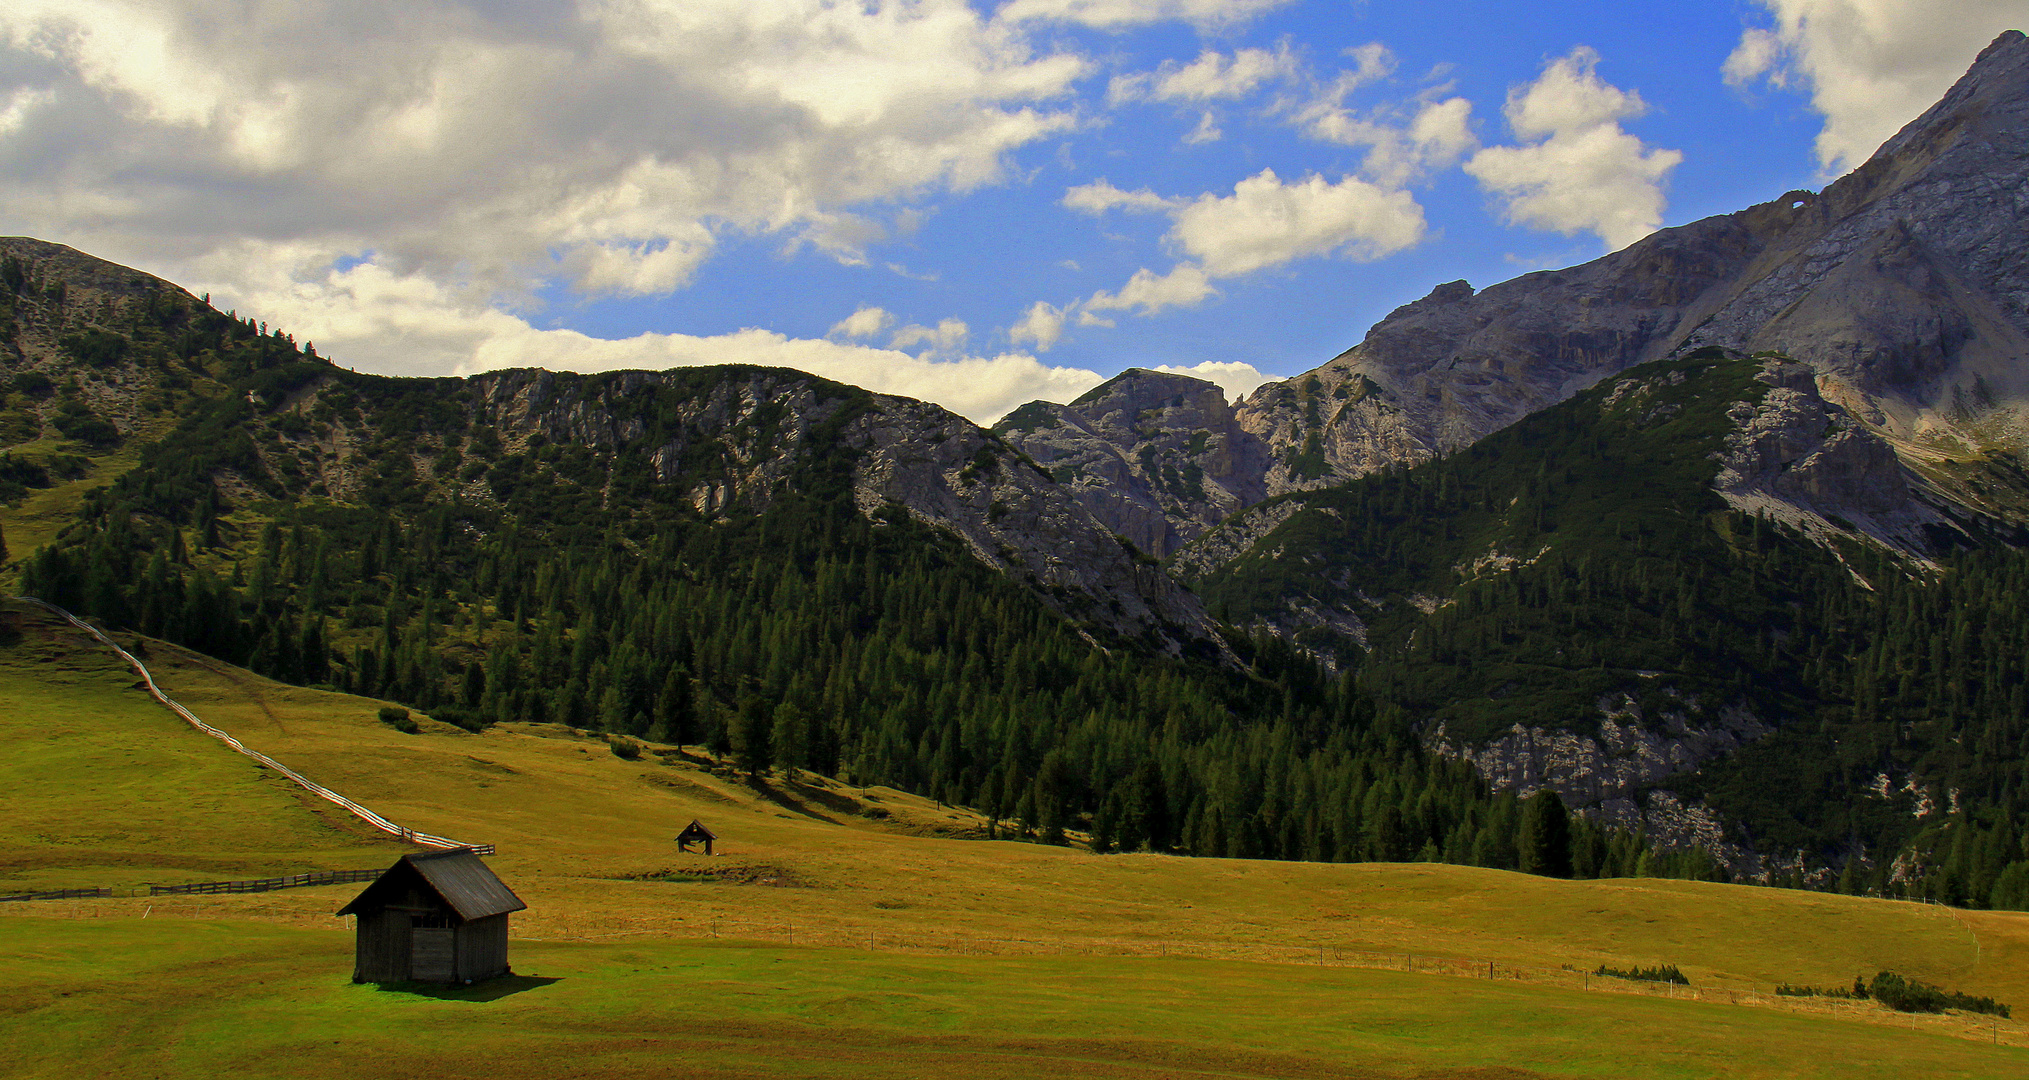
[367,974,562,1002]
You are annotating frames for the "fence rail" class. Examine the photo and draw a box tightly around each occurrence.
[1,850,493,903]
[13,596,483,852]
[0,887,112,903]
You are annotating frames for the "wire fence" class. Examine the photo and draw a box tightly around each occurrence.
[13,596,483,852]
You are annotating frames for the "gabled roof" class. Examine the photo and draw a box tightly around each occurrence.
[337,848,527,920]
[676,819,716,840]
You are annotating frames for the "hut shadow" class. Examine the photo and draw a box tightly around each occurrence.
[368,974,562,1002]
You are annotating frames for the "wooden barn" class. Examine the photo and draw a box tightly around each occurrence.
[337,848,526,984]
[675,819,717,855]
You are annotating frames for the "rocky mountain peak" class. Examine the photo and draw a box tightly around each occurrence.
[996,368,1271,558]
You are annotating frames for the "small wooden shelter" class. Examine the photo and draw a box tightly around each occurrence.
[337,848,526,984]
[675,819,717,855]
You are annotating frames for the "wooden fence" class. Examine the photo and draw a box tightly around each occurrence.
[1,850,493,903]
[14,596,485,852]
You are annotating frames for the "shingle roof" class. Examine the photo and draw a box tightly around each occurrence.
[337,849,527,920]
[676,819,716,840]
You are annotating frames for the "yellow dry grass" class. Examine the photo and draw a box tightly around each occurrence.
[3,599,2028,1077]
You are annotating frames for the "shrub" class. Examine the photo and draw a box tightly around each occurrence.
[607,734,642,760]
[377,706,418,734]
[1594,964,1688,986]
[1868,971,2010,1017]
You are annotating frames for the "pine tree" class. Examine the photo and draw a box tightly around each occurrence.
[1518,789,1573,878]
[734,693,772,778]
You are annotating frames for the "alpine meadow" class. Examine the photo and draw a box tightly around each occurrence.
[5,8,2029,1080]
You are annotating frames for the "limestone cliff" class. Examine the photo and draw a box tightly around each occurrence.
[994,369,1271,557]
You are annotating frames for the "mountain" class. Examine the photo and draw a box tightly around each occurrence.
[1004,30,2029,561]
[2,235,1588,878]
[9,33,2029,906]
[994,369,1272,558]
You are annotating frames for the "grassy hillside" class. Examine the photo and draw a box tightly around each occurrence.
[4,598,2029,1077]
[5,919,2026,1080]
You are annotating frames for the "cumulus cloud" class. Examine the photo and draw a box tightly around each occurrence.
[1296,95,1478,185]
[1009,300,1068,351]
[994,0,1292,31]
[1109,46,1295,104]
[1723,0,2025,171]
[1150,360,1273,401]
[1169,168,1426,277]
[829,305,896,339]
[0,0,1085,342]
[1464,47,1682,250]
[1081,264,1217,319]
[1062,179,1179,214]
[229,260,1096,423]
[1038,166,1428,339]
[890,317,971,353]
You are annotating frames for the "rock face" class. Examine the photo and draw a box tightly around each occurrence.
[1425,693,1770,871]
[994,369,1272,557]
[1710,358,1953,555]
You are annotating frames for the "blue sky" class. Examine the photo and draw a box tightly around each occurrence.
[1,1,2022,421]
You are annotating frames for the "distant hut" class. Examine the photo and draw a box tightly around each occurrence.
[675,819,717,855]
[337,848,527,984]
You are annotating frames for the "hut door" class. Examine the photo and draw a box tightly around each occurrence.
[411,927,456,982]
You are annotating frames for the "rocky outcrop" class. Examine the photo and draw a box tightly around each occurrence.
[995,369,1272,557]
[1425,691,1771,870]
[1711,358,1956,556]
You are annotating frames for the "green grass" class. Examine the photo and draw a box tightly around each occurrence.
[5,600,2029,1076]
[1,917,2025,1080]
[0,433,150,578]
[0,612,407,889]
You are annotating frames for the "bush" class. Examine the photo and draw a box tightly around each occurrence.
[1594,964,1688,986]
[429,704,487,733]
[377,706,418,734]
[607,734,642,760]
[1868,971,2010,1017]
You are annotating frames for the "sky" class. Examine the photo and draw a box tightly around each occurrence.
[1,1,2024,424]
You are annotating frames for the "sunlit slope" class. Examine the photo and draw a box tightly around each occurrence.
[3,920,2026,1080]
[0,605,409,888]
[3,598,2026,1014]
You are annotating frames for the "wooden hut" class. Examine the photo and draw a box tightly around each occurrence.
[676,819,717,855]
[337,848,526,984]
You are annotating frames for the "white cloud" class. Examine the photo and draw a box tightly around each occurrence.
[1296,95,1478,185]
[830,305,896,339]
[223,259,1095,423]
[1062,179,1179,214]
[890,317,970,353]
[0,0,1086,317]
[1464,47,1682,250]
[994,0,1292,31]
[1081,263,1216,318]
[1183,111,1222,144]
[1151,360,1273,401]
[1110,46,1295,104]
[1169,168,1426,277]
[1009,300,1068,351]
[1049,166,1428,338]
[1723,1,2025,171]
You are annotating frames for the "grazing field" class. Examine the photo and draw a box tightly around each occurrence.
[3,599,2028,1078]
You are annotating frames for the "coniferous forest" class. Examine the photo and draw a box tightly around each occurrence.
[5,244,2029,907]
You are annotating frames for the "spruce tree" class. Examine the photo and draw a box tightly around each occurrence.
[734,693,772,778]
[1518,789,1573,878]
